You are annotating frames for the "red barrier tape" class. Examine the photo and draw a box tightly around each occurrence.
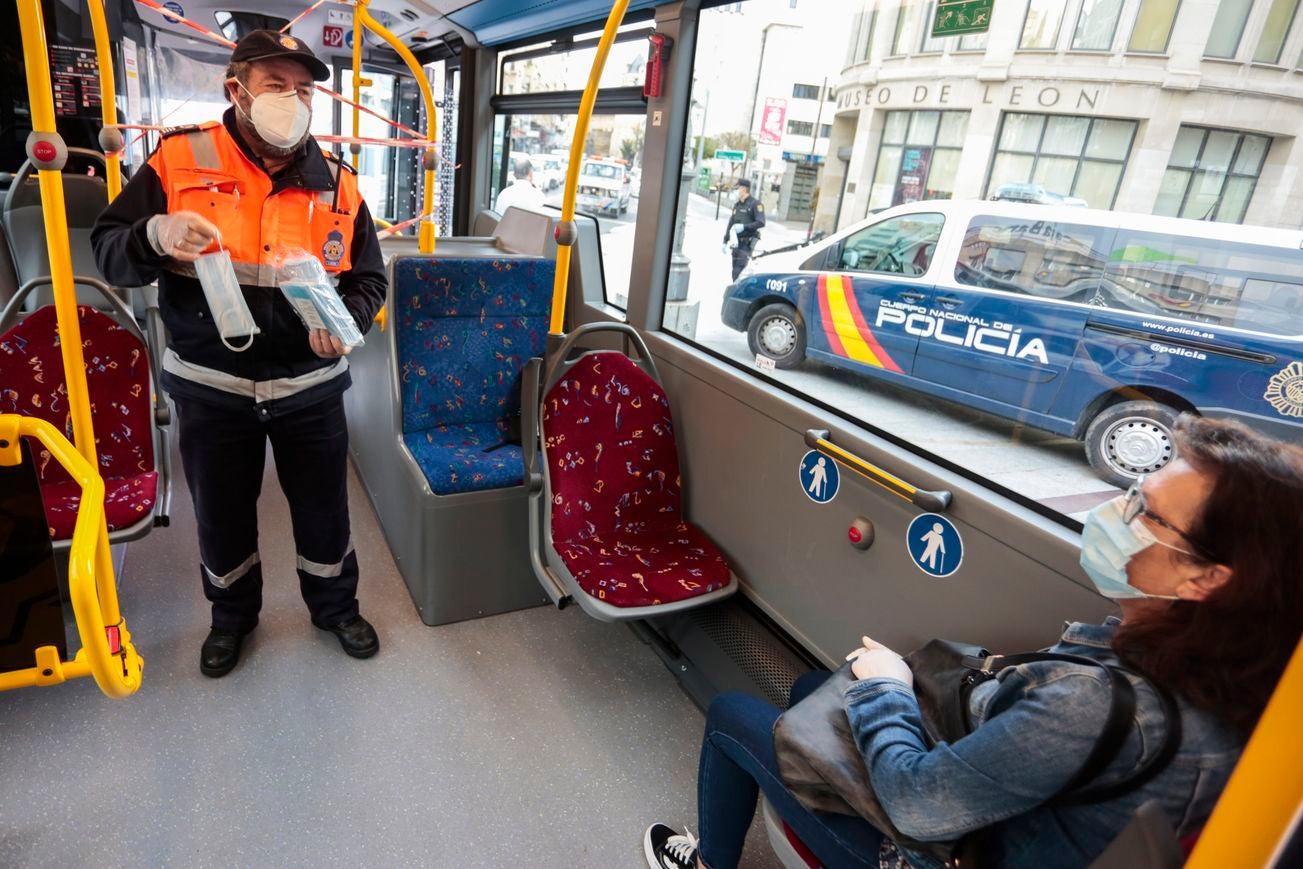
[134,0,236,47]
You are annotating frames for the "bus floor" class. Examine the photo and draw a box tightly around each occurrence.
[0,434,783,868]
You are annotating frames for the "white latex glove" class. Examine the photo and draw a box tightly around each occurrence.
[148,211,223,263]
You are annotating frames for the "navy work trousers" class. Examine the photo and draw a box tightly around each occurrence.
[697,672,885,869]
[174,393,360,634]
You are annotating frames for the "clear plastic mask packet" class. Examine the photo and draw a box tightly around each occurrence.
[194,249,259,352]
[275,251,364,349]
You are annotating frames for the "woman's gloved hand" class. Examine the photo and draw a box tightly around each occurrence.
[147,211,223,262]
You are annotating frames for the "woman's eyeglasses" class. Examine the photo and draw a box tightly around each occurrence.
[1122,475,1215,561]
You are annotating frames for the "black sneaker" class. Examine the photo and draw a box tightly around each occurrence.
[644,823,699,869]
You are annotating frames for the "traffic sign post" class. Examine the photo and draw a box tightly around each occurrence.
[932,0,993,37]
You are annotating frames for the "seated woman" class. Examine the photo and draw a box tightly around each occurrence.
[644,416,1303,869]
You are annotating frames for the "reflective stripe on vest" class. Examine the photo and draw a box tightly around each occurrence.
[152,124,359,285]
[163,348,348,401]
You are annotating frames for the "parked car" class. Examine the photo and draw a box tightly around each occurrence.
[991,182,1088,207]
[720,199,1303,487]
[576,158,632,216]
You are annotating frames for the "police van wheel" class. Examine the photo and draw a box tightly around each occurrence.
[1084,400,1180,489]
[747,303,805,369]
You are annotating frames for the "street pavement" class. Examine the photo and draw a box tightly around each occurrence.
[546,187,1120,519]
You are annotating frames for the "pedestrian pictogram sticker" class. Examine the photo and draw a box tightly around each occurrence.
[906,513,963,577]
[799,450,839,504]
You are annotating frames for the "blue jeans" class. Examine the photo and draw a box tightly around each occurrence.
[697,672,885,869]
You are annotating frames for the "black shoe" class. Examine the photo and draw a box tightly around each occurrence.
[200,628,246,678]
[314,614,379,659]
[644,823,699,869]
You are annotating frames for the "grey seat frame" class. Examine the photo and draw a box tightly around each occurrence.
[523,321,739,622]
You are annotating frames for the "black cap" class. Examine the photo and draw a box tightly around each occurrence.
[230,30,330,82]
[736,178,751,189]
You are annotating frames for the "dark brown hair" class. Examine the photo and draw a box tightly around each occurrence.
[1112,415,1303,737]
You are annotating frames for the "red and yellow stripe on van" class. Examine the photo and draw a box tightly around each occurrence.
[815,273,903,374]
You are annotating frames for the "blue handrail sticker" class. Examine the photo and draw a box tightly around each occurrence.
[906,513,963,578]
[799,449,839,504]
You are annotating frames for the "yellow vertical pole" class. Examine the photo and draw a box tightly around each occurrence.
[361,9,438,253]
[550,0,631,336]
[86,0,121,200]
[351,0,366,171]
[1186,637,1303,868]
[15,0,119,627]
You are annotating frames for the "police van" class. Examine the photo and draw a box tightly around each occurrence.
[721,200,1303,487]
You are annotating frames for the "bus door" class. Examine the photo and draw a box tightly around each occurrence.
[913,216,1115,411]
[809,213,946,377]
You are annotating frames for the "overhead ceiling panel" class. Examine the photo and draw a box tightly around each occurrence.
[447,0,660,46]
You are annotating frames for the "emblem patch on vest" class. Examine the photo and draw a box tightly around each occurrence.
[322,230,346,268]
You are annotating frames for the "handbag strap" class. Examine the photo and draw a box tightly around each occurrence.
[1056,666,1183,805]
[978,652,1137,802]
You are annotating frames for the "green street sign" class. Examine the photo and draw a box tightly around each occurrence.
[714,149,746,162]
[932,0,994,37]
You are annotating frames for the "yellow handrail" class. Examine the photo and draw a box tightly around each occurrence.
[1186,635,1303,868]
[351,0,365,172]
[0,416,143,698]
[358,4,439,254]
[550,0,632,336]
[11,0,138,699]
[16,0,101,477]
[86,0,122,200]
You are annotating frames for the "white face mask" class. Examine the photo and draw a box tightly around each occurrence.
[233,80,311,150]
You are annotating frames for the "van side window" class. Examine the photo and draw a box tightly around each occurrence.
[955,216,1114,301]
[840,213,944,276]
[1103,231,1303,336]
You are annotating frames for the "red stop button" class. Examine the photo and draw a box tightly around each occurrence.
[847,526,862,544]
[32,140,58,164]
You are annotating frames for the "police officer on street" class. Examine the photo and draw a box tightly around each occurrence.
[724,178,766,281]
[91,31,386,678]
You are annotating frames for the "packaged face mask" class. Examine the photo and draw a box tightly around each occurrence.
[194,250,259,352]
[276,252,364,349]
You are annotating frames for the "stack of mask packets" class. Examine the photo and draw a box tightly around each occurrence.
[276,252,364,349]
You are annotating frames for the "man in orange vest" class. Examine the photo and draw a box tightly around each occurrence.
[92,31,385,677]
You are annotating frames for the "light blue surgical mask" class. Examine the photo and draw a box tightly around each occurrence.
[1079,496,1182,600]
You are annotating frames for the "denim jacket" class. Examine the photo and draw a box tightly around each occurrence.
[843,618,1243,869]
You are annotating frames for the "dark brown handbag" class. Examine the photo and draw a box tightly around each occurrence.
[771,640,1180,866]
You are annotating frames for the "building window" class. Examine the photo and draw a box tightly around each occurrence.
[1021,0,1067,49]
[1127,0,1181,53]
[1254,0,1301,63]
[868,110,969,210]
[892,0,919,55]
[792,83,821,100]
[986,113,1137,208]
[787,120,815,136]
[958,31,989,51]
[919,2,946,52]
[846,8,877,65]
[1205,0,1253,57]
[1072,0,1125,49]
[820,124,832,138]
[1153,126,1270,223]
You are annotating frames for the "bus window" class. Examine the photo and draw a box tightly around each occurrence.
[666,0,1303,520]
[494,108,644,310]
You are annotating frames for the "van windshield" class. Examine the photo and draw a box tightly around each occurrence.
[582,163,622,180]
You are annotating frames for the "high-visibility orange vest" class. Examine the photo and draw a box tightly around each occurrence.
[149,121,360,286]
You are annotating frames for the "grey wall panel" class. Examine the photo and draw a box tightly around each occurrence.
[649,340,1114,667]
